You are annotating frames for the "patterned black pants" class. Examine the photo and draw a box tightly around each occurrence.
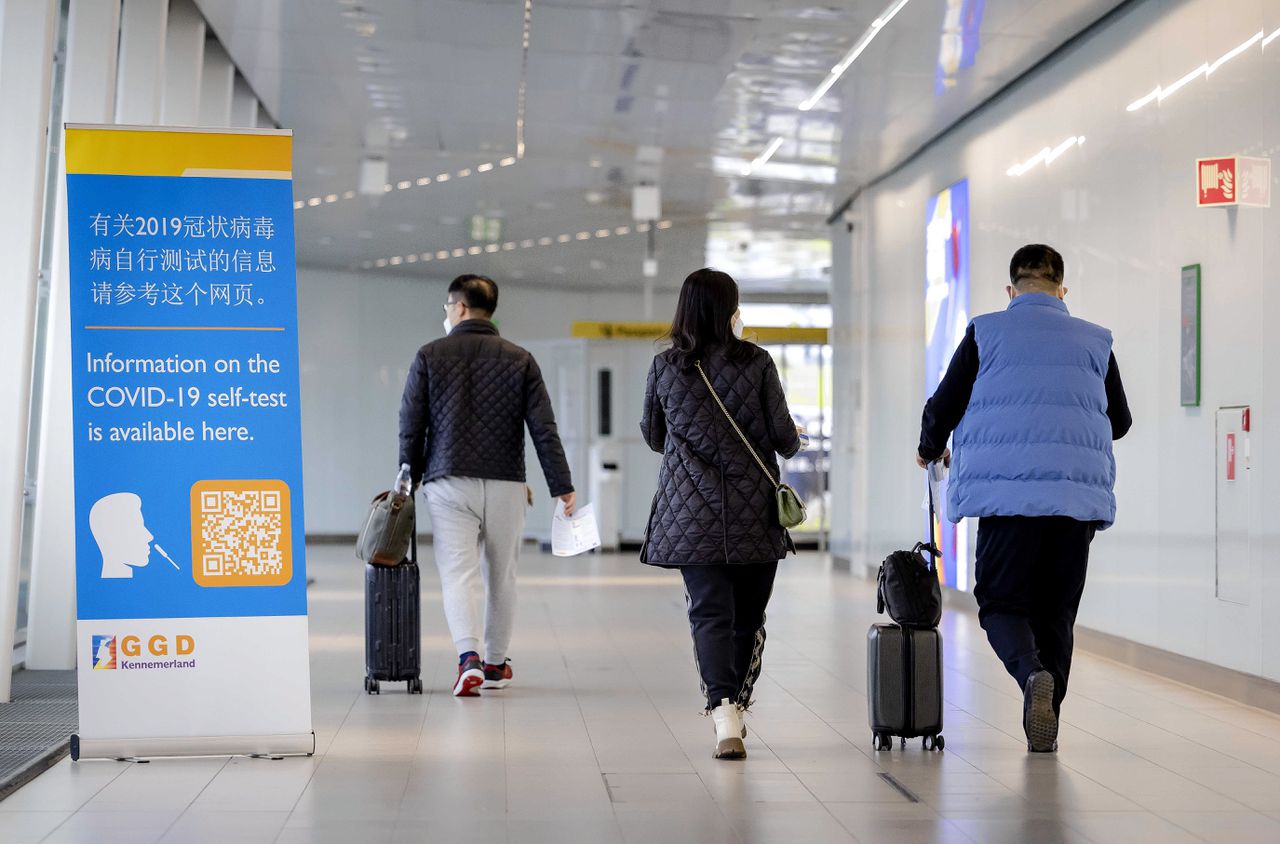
[680,562,778,711]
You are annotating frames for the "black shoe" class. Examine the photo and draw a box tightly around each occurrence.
[1023,670,1058,752]
[482,659,513,689]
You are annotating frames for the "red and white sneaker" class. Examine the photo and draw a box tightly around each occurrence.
[454,654,484,697]
[482,660,513,689]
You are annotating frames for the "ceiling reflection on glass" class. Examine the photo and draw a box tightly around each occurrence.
[936,0,986,94]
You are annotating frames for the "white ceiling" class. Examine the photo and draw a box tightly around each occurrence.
[197,0,1126,297]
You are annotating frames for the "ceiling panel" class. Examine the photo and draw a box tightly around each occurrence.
[198,0,1126,296]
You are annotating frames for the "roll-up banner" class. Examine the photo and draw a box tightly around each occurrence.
[64,125,313,760]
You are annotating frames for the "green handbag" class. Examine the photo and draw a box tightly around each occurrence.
[695,361,808,530]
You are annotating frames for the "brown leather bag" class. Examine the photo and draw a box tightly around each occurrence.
[355,490,415,566]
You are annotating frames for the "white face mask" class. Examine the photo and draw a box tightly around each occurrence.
[731,315,744,339]
[442,317,452,335]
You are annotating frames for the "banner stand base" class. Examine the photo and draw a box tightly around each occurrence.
[71,732,315,761]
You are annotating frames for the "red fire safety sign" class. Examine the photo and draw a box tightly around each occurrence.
[1226,433,1236,481]
[1198,156,1272,207]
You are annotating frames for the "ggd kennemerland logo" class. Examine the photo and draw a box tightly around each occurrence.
[90,634,197,671]
[91,635,117,670]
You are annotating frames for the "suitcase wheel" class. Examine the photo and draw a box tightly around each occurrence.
[408,678,423,695]
[922,734,945,752]
[364,676,380,695]
[872,732,893,752]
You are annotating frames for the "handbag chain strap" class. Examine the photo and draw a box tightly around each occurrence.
[695,360,779,490]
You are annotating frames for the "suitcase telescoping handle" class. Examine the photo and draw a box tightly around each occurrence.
[918,464,942,572]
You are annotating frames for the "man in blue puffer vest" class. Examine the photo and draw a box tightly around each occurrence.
[916,244,1131,753]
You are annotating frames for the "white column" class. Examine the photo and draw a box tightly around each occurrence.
[114,0,167,125]
[160,0,203,126]
[230,73,257,128]
[0,0,59,699]
[255,102,273,129]
[197,39,233,127]
[26,0,121,671]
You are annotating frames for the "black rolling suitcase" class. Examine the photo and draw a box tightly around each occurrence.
[867,624,944,751]
[866,467,945,751]
[364,532,423,695]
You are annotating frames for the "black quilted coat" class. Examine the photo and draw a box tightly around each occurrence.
[398,320,574,496]
[640,344,802,567]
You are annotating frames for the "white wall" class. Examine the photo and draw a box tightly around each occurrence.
[296,266,678,533]
[832,0,1280,680]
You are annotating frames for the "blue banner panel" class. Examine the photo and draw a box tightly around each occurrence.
[67,139,306,622]
[66,125,312,761]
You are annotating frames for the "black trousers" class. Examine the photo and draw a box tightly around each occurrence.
[974,516,1096,714]
[680,562,778,711]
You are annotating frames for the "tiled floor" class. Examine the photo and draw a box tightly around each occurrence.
[4,545,1280,843]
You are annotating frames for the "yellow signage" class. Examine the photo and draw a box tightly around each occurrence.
[66,124,293,179]
[571,322,828,344]
[571,322,668,340]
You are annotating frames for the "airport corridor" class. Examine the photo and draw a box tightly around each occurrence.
[4,544,1280,843]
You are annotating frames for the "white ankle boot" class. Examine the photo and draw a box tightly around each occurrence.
[711,698,746,759]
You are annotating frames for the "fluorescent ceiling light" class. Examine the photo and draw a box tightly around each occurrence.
[365,221,664,271]
[1007,136,1085,177]
[1209,31,1263,73]
[1128,28,1274,111]
[752,137,785,169]
[799,0,912,111]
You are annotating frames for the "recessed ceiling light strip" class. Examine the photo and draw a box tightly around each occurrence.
[799,0,912,112]
[516,0,533,159]
[360,220,674,270]
[293,156,520,211]
[737,0,912,175]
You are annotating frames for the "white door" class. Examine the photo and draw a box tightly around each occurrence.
[1215,406,1251,605]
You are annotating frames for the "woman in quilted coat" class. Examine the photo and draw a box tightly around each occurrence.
[640,268,805,760]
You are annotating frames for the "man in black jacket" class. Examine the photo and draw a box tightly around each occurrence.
[399,274,575,697]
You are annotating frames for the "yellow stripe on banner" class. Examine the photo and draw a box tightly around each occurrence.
[570,322,828,344]
[65,125,292,178]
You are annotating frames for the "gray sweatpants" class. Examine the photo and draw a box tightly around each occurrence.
[423,477,528,663]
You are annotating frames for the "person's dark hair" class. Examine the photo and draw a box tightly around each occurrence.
[665,268,750,369]
[1009,244,1064,291]
[448,273,499,316]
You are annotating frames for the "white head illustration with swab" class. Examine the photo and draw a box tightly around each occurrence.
[90,493,180,578]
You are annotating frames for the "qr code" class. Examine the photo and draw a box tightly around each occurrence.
[189,480,292,587]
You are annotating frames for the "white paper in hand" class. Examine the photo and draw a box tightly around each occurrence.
[551,500,601,557]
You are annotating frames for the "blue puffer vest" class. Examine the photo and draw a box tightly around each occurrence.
[948,293,1117,528]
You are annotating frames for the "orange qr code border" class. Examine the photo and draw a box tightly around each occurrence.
[189,479,293,587]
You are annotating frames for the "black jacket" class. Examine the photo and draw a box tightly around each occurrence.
[398,320,573,496]
[640,344,802,567]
